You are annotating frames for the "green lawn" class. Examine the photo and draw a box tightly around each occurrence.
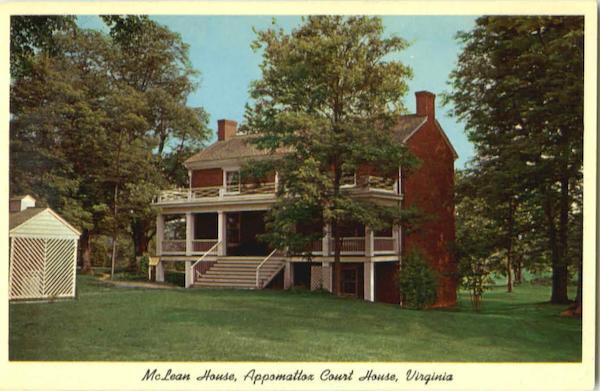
[9,275,581,362]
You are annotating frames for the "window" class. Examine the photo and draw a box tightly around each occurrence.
[340,170,356,187]
[225,170,240,193]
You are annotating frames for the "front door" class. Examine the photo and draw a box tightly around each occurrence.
[225,211,269,256]
[226,212,241,255]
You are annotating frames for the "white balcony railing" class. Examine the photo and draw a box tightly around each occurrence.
[156,182,277,203]
[156,175,398,204]
[374,237,396,254]
[330,237,366,254]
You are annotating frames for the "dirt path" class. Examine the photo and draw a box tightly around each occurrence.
[97,274,179,290]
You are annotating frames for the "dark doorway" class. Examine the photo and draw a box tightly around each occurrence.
[293,263,311,288]
[194,213,218,239]
[226,211,269,256]
[375,262,400,304]
[339,263,364,298]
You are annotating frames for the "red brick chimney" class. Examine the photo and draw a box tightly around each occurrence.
[415,91,435,120]
[217,119,237,141]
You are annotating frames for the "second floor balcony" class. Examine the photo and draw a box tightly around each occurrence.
[157,181,277,204]
[155,175,399,205]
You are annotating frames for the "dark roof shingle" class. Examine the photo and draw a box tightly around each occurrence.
[9,208,45,230]
[185,115,428,165]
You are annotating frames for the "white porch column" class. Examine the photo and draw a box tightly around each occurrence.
[394,225,401,255]
[186,212,194,256]
[365,226,374,257]
[364,261,374,302]
[217,211,226,256]
[156,261,165,282]
[185,261,193,288]
[322,224,330,256]
[156,214,164,256]
[322,262,333,292]
[283,261,294,289]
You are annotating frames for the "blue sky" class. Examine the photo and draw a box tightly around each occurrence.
[78,15,476,168]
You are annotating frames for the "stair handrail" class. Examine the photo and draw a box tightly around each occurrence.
[191,240,221,270]
[256,249,278,288]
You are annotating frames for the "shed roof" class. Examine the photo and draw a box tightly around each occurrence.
[9,208,45,230]
[9,208,81,238]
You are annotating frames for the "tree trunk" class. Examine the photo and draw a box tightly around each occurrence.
[331,159,342,296]
[545,192,569,304]
[573,256,582,313]
[332,220,342,295]
[506,199,515,293]
[514,257,523,285]
[130,219,151,272]
[80,229,93,274]
[110,182,119,280]
[506,253,513,293]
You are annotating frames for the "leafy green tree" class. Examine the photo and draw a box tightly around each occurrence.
[397,249,438,309]
[10,15,75,78]
[455,173,500,309]
[10,18,209,273]
[445,16,583,305]
[100,16,209,268]
[244,16,418,295]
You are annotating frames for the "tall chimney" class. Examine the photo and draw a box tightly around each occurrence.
[415,91,435,120]
[217,119,237,141]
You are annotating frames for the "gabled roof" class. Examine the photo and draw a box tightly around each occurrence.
[392,115,428,142]
[393,115,459,160]
[9,208,81,237]
[185,134,288,166]
[185,114,456,164]
[9,208,45,230]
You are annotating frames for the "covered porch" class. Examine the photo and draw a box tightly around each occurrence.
[156,213,399,258]
[156,210,270,257]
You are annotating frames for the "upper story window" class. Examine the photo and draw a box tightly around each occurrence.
[225,170,241,193]
[340,170,356,187]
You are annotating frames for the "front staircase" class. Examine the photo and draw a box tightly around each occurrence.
[193,256,285,289]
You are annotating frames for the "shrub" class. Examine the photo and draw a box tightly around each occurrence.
[397,249,438,309]
[458,256,494,311]
[140,255,149,275]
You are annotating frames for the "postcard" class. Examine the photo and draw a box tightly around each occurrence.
[1,1,596,390]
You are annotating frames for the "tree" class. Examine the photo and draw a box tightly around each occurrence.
[244,16,418,295]
[10,17,209,274]
[455,171,501,309]
[100,16,209,269]
[10,15,76,78]
[445,16,584,305]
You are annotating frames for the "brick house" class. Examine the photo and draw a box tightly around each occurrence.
[153,91,458,307]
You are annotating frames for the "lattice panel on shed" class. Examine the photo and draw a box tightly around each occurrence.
[9,237,76,300]
[310,266,322,291]
[322,264,332,292]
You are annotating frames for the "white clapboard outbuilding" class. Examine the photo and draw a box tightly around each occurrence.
[9,195,80,300]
